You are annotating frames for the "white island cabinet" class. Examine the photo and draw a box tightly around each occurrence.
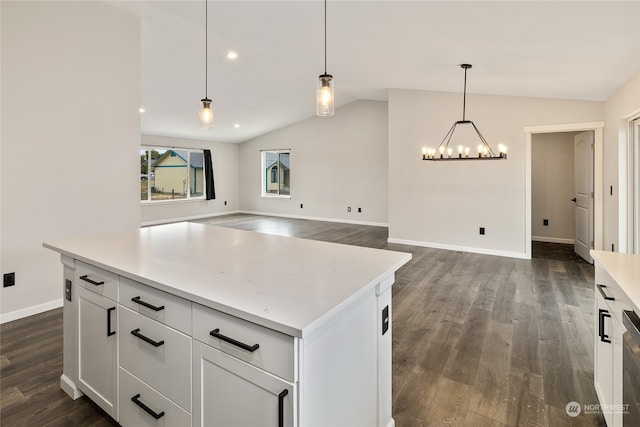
[44,222,411,427]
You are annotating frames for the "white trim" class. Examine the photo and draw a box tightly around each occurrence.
[387,238,529,260]
[240,210,389,227]
[524,121,605,134]
[141,196,207,206]
[531,236,575,244]
[141,210,242,227]
[524,121,605,259]
[0,298,63,324]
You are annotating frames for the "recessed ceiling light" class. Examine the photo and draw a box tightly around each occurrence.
[234,123,240,128]
[227,51,238,60]
[138,108,145,113]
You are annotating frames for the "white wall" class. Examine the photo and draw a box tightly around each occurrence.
[238,100,389,225]
[603,71,640,252]
[0,1,141,321]
[140,134,240,225]
[531,132,577,243]
[388,89,603,258]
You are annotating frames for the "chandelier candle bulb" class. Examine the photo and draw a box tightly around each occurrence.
[457,145,463,158]
[464,147,470,158]
[447,148,453,158]
[422,147,428,160]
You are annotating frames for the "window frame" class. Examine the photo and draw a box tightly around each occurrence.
[140,146,206,204]
[261,149,291,198]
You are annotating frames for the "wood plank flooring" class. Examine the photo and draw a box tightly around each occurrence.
[1,214,606,426]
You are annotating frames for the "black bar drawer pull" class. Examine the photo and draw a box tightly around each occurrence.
[210,328,259,353]
[597,284,615,301]
[131,296,165,312]
[131,394,165,420]
[599,309,611,343]
[107,307,116,337]
[278,389,289,427]
[131,328,165,347]
[79,275,104,286]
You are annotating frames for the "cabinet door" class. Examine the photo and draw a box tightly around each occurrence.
[595,289,614,426]
[611,314,624,427]
[193,341,295,427]
[77,286,118,419]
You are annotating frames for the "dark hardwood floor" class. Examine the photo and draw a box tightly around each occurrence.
[1,214,606,426]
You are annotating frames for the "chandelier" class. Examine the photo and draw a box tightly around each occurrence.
[422,64,506,161]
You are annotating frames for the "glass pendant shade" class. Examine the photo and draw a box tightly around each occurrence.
[316,74,334,116]
[199,98,214,129]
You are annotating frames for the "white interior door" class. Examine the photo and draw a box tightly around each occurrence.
[574,131,594,263]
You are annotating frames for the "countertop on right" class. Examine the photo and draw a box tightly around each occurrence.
[591,250,640,311]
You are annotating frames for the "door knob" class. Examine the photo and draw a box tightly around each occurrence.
[571,197,577,202]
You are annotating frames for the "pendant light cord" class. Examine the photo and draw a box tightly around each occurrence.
[324,0,327,74]
[204,0,208,97]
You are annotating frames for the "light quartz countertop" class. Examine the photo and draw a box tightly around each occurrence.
[44,222,411,338]
[591,250,640,311]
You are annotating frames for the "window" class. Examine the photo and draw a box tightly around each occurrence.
[140,147,206,202]
[630,117,640,253]
[262,150,290,197]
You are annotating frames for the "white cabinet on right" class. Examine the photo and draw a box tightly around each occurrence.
[592,251,640,427]
[594,281,623,427]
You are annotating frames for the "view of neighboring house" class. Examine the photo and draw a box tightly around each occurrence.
[264,151,290,195]
[151,150,204,198]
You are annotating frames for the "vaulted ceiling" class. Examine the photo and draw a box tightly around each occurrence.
[111,1,640,143]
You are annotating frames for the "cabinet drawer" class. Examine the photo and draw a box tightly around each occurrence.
[119,367,191,427]
[596,269,634,324]
[193,303,296,382]
[119,306,192,411]
[75,261,118,301]
[120,277,191,334]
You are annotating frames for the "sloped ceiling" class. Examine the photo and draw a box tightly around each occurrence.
[110,1,640,143]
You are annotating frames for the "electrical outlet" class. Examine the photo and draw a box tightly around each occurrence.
[300,203,303,209]
[224,200,227,206]
[479,227,485,235]
[347,207,351,212]
[4,272,15,287]
[543,219,549,226]
[358,208,362,213]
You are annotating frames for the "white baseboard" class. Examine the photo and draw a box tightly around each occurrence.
[531,236,575,244]
[60,374,83,400]
[240,210,389,227]
[387,237,530,260]
[0,298,63,324]
[141,210,242,227]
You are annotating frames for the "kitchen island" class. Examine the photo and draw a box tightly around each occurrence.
[44,222,412,427]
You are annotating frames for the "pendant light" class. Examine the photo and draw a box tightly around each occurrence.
[422,64,507,161]
[316,0,334,116]
[199,0,214,129]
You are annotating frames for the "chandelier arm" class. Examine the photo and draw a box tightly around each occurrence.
[436,122,459,153]
[470,121,497,157]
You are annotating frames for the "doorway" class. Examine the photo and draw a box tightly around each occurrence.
[524,122,605,260]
